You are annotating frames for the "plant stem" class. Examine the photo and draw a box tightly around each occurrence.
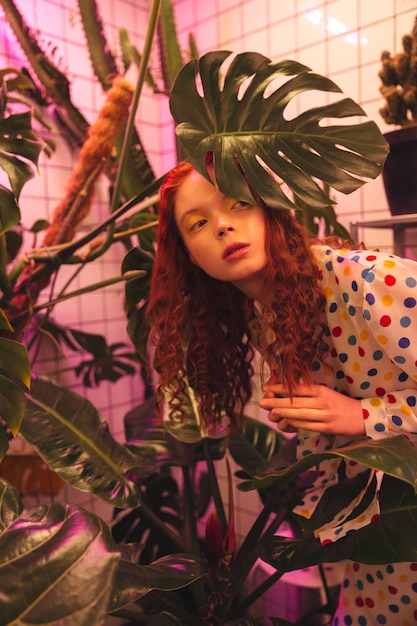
[10,271,145,323]
[110,0,162,215]
[231,565,284,618]
[0,235,12,299]
[203,438,227,534]
[181,465,207,609]
[8,187,159,292]
[181,465,200,554]
[228,504,288,610]
[53,183,161,263]
[138,501,188,554]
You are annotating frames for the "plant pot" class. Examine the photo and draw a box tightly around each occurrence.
[382,125,417,215]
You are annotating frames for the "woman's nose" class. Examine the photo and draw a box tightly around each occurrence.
[216,220,234,238]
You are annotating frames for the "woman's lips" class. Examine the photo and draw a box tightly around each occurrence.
[222,243,249,261]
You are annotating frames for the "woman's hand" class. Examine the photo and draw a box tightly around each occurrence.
[259,382,365,436]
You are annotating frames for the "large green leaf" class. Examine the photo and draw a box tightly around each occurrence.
[0,185,21,235]
[258,475,417,572]
[0,502,120,626]
[169,51,388,210]
[0,374,28,436]
[127,309,149,364]
[0,309,12,331]
[160,382,230,443]
[123,246,154,362]
[0,477,23,532]
[0,496,206,625]
[228,415,286,478]
[125,396,225,466]
[238,435,417,493]
[111,553,207,611]
[20,375,173,508]
[228,417,302,510]
[0,427,8,461]
[0,110,44,199]
[123,245,154,315]
[0,331,31,449]
[0,336,31,388]
[238,435,417,571]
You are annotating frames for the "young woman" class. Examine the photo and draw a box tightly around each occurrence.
[146,159,417,625]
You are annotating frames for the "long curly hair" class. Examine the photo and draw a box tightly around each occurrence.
[146,161,327,429]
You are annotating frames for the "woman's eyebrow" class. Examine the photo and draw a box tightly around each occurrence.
[178,193,230,225]
[178,207,204,225]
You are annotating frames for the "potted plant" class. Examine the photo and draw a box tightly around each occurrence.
[378,12,417,214]
[1,1,417,624]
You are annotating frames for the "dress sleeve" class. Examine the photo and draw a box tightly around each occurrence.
[361,255,417,444]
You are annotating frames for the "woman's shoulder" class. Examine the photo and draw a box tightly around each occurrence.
[311,245,417,305]
[311,243,417,274]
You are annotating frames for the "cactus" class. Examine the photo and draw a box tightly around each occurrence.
[379,13,417,126]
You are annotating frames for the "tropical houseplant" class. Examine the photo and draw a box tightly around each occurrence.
[115,51,417,623]
[0,0,417,625]
[378,12,417,214]
[0,1,208,624]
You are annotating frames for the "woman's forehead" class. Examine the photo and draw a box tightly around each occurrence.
[174,169,220,213]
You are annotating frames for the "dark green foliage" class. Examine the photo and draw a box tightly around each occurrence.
[170,51,388,211]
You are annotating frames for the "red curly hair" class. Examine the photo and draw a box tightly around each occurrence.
[146,161,327,430]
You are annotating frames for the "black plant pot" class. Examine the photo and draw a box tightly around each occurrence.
[382,125,417,215]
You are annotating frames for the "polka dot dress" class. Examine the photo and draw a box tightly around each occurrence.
[298,245,417,625]
[334,562,417,625]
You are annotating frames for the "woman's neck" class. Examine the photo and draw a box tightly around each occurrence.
[232,273,266,302]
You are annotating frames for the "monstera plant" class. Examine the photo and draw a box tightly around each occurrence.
[170,51,387,209]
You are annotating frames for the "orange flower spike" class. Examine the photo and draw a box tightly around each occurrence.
[205,508,224,577]
[72,76,134,178]
[42,76,134,247]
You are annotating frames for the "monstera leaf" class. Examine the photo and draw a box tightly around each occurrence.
[169,51,388,210]
[0,309,31,459]
[258,475,417,572]
[0,70,46,236]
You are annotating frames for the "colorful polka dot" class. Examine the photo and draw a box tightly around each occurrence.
[382,295,393,306]
[400,316,411,327]
[299,246,417,624]
[380,315,392,327]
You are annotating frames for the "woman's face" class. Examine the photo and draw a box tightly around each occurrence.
[174,167,268,300]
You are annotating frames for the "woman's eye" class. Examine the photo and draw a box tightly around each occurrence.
[190,218,207,231]
[233,200,250,209]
